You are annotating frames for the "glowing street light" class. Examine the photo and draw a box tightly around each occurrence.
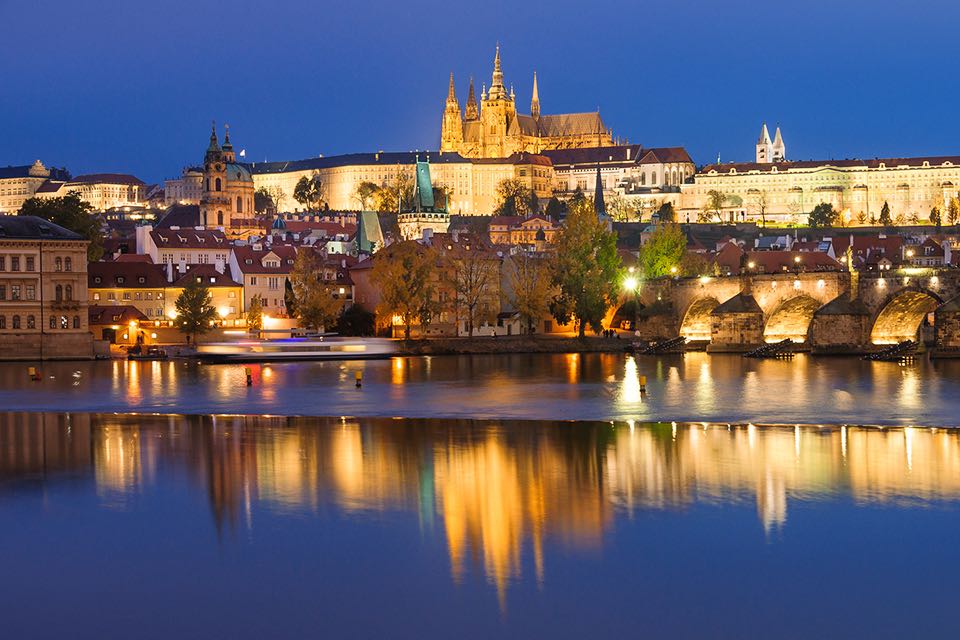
[623,276,638,292]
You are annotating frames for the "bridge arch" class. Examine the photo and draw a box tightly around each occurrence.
[870,288,942,345]
[763,295,823,343]
[679,297,720,341]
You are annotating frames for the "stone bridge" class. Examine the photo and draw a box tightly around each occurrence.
[612,268,960,354]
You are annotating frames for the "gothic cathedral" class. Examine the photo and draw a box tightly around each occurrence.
[440,46,615,158]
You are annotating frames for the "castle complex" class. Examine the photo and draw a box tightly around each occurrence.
[440,46,614,158]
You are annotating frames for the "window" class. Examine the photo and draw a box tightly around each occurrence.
[123,292,130,300]
[236,196,243,213]
[25,285,35,300]
[145,292,153,300]
[60,316,68,329]
[268,277,279,290]
[65,257,72,272]
[215,178,222,192]
[49,316,56,329]
[0,285,5,300]
[93,292,101,301]
[65,285,73,301]
[11,285,20,300]
[12,316,20,329]
[0,256,5,271]
[250,276,257,286]
[107,292,115,300]
[228,291,236,298]
[27,315,35,329]
[157,292,163,300]
[55,257,62,271]
[55,285,62,302]
[138,276,145,284]
[217,212,224,226]
[11,257,20,272]
[0,316,5,329]
[26,257,34,271]
[73,316,80,329]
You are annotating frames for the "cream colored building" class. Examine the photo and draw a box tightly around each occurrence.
[164,167,203,205]
[36,173,146,211]
[0,160,70,214]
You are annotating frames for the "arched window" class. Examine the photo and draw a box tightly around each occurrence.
[0,316,6,329]
[49,316,56,329]
[640,172,646,186]
[206,178,211,191]
[217,212,224,226]
[65,257,72,272]
[27,315,35,329]
[65,284,73,301]
[55,285,63,301]
[215,177,222,192]
[60,316,68,329]
[73,315,80,329]
[12,315,20,329]
[55,257,62,272]
[651,172,657,185]
[236,196,243,213]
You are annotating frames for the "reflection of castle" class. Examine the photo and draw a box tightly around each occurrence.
[4,415,960,603]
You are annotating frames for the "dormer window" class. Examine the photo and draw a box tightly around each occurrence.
[138,276,145,284]
[245,258,253,265]
[117,276,125,284]
[94,276,102,284]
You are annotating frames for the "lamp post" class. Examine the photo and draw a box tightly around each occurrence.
[623,272,639,333]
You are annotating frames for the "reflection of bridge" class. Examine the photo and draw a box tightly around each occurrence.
[618,269,960,353]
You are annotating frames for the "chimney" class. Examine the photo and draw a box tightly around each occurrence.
[626,147,631,160]
[214,258,225,274]
[178,260,186,275]
[451,228,460,243]
[422,228,434,244]
[166,261,174,283]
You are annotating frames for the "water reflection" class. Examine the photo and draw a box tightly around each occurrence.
[4,413,960,604]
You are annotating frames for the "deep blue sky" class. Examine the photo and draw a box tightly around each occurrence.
[2,0,958,183]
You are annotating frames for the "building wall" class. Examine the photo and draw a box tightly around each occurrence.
[0,161,54,214]
[0,238,92,359]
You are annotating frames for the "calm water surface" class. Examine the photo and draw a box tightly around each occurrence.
[0,352,957,425]
[2,414,959,639]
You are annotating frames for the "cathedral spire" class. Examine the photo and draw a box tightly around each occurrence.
[758,122,772,144]
[489,43,506,100]
[222,123,232,150]
[593,164,606,219]
[772,125,786,161]
[446,72,457,105]
[465,77,478,120]
[207,120,220,153]
[530,72,540,119]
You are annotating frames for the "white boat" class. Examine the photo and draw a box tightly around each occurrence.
[195,337,397,363]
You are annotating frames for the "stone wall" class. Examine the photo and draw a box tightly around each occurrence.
[0,332,94,360]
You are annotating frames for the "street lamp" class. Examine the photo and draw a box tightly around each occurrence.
[623,276,639,333]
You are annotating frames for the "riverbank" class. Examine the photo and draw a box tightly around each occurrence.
[396,335,633,355]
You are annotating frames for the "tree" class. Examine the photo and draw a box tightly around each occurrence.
[19,193,104,261]
[494,178,533,217]
[751,191,768,227]
[374,169,415,213]
[254,188,275,215]
[508,252,551,334]
[371,241,439,340]
[246,294,264,335]
[549,198,622,337]
[444,245,499,337]
[284,278,297,317]
[545,197,565,219]
[289,250,342,332]
[949,197,960,226]
[529,190,541,216]
[335,305,375,336]
[174,278,217,343]
[856,211,868,225]
[655,201,676,223]
[879,201,893,226]
[355,181,379,211]
[808,202,840,228]
[293,172,325,210]
[638,223,686,277]
[680,251,714,277]
[701,190,727,223]
[930,206,942,227]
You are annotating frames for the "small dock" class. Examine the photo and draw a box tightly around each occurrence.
[636,336,687,355]
[863,341,917,363]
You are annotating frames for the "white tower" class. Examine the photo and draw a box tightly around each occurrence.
[756,122,773,163]
[772,126,786,162]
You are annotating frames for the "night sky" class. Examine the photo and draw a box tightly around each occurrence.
[3,0,958,183]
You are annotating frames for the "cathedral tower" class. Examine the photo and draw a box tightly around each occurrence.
[200,122,228,228]
[440,73,464,152]
[756,122,774,164]
[772,126,786,162]
[465,77,479,121]
[480,44,517,157]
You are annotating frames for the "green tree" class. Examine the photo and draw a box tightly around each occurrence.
[284,278,297,317]
[879,201,893,226]
[494,178,532,217]
[930,206,942,227]
[290,250,343,332]
[254,188,275,215]
[371,241,439,339]
[529,190,541,216]
[508,252,551,334]
[949,197,960,226]
[355,181,379,210]
[293,172,325,210]
[549,198,622,337]
[19,193,104,261]
[701,190,727,223]
[545,197,565,219]
[373,169,415,213]
[655,201,676,223]
[808,202,840,228]
[175,279,217,343]
[638,223,686,277]
[335,305,376,336]
[246,294,264,335]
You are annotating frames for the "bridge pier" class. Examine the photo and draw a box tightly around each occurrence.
[934,296,960,356]
[809,294,872,355]
[707,293,765,352]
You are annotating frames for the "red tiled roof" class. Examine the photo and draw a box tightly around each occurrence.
[70,173,145,186]
[172,264,242,288]
[232,244,297,274]
[89,261,169,288]
[150,228,228,249]
[88,305,149,325]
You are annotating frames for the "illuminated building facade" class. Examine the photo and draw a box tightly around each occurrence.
[0,160,70,214]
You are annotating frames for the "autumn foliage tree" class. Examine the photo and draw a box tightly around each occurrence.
[289,250,343,332]
[444,243,499,337]
[508,252,551,334]
[371,241,439,339]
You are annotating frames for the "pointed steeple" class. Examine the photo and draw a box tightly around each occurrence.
[758,122,772,144]
[530,72,540,119]
[489,43,506,100]
[207,120,220,153]
[446,72,458,106]
[465,77,479,120]
[593,164,606,219]
[222,123,233,150]
[772,125,786,161]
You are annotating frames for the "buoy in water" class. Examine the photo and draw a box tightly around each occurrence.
[355,371,363,388]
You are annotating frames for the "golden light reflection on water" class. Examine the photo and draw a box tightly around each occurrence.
[6,414,960,602]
